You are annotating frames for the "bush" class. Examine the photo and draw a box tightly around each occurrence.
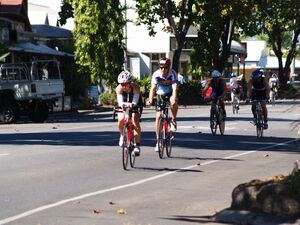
[178,80,204,105]
[100,92,116,106]
[288,162,300,199]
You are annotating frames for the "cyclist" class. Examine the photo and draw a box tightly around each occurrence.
[203,69,227,117]
[269,73,278,94]
[230,72,240,109]
[247,69,270,129]
[116,70,142,156]
[147,57,178,152]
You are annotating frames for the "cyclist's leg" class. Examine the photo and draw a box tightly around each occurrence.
[231,91,234,103]
[219,98,226,117]
[132,113,141,143]
[155,111,161,151]
[118,112,125,146]
[170,101,178,131]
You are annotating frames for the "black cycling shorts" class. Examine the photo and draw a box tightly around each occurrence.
[156,93,171,111]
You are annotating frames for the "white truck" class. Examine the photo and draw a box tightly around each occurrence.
[0,59,65,123]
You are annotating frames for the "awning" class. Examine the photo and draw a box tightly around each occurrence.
[231,40,247,55]
[9,42,74,57]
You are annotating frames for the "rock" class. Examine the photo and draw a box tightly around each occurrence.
[231,176,300,217]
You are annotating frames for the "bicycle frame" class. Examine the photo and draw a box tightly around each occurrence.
[157,98,173,158]
[116,107,136,170]
[210,97,225,135]
[254,100,264,138]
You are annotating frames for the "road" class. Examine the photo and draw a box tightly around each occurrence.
[0,102,299,225]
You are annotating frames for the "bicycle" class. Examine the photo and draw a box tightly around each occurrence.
[269,88,277,106]
[157,95,174,159]
[251,100,265,138]
[231,89,240,114]
[210,96,225,135]
[115,106,137,170]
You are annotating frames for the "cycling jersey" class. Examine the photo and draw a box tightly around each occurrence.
[251,77,267,101]
[210,78,225,97]
[151,68,178,95]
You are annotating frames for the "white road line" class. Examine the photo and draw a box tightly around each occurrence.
[0,139,296,225]
[0,153,9,157]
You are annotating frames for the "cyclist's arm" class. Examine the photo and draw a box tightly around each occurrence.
[148,83,156,104]
[115,85,124,107]
[131,83,141,106]
[171,82,178,100]
[247,79,253,98]
[221,79,227,98]
[264,77,270,99]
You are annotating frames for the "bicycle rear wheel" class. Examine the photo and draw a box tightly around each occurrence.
[122,128,129,170]
[210,108,218,135]
[158,119,165,159]
[219,109,225,135]
[166,120,173,158]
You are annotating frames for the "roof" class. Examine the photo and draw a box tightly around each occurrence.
[258,56,300,68]
[0,0,23,14]
[32,25,72,39]
[9,42,74,57]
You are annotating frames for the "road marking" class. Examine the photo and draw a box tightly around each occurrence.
[0,153,9,157]
[0,139,296,225]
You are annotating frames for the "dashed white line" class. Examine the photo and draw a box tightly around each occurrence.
[0,139,296,225]
[0,153,9,157]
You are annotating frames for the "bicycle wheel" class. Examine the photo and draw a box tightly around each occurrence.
[210,108,218,135]
[166,119,173,158]
[219,108,225,135]
[129,129,135,168]
[256,106,264,138]
[122,128,129,170]
[158,118,165,159]
[270,91,275,106]
[129,145,135,168]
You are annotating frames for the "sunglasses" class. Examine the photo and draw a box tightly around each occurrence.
[121,83,129,87]
[160,66,168,70]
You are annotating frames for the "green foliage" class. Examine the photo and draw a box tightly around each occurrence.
[71,0,126,88]
[178,80,203,105]
[100,92,117,106]
[190,0,251,74]
[58,0,73,26]
[288,162,300,199]
[135,0,198,72]
[132,76,151,97]
[239,0,300,85]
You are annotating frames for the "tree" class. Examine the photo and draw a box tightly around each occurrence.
[59,0,126,87]
[135,0,198,73]
[190,0,251,78]
[240,0,300,85]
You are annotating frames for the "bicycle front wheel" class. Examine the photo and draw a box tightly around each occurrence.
[129,145,135,168]
[256,107,264,138]
[122,128,129,170]
[210,109,218,135]
[158,119,165,159]
[166,120,173,158]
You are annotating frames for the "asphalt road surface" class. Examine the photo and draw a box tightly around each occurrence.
[0,101,299,225]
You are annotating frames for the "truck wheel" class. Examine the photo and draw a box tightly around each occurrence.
[29,102,49,123]
[0,101,20,124]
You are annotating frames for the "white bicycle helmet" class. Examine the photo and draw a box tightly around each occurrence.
[118,70,132,84]
[211,70,221,78]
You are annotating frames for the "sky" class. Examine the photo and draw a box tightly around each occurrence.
[28,0,62,12]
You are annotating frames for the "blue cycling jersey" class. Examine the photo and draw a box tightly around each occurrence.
[151,69,178,95]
